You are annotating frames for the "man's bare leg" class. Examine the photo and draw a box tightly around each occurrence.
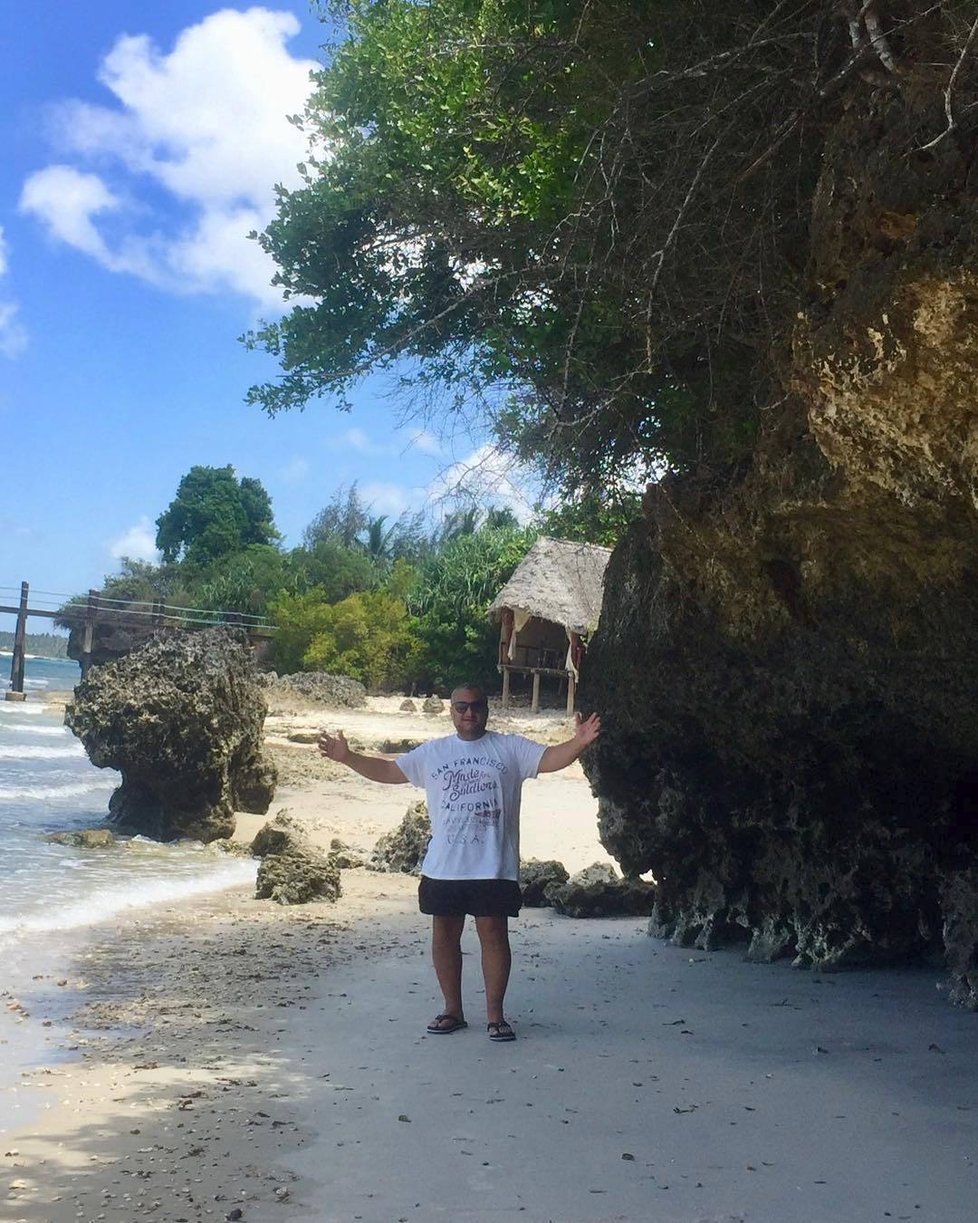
[430,914,466,1026]
[475,915,512,1024]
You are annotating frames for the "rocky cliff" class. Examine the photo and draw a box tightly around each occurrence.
[65,628,276,842]
[582,57,978,1007]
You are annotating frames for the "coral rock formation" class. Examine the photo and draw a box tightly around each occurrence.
[261,671,367,708]
[370,802,431,873]
[550,869,657,920]
[519,858,570,907]
[583,74,978,1004]
[252,811,341,905]
[45,829,115,849]
[66,628,276,842]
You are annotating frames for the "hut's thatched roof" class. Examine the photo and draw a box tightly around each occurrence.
[488,537,612,634]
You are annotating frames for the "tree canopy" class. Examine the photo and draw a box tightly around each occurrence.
[409,519,537,690]
[155,465,280,566]
[301,482,433,567]
[74,459,545,692]
[246,1,965,496]
[302,483,370,550]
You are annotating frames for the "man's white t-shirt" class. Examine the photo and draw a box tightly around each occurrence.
[396,731,546,881]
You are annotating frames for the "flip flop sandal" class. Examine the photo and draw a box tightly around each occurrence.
[487,1021,516,1042]
[426,1014,467,1034]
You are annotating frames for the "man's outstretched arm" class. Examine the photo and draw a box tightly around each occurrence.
[538,712,601,774]
[318,729,410,784]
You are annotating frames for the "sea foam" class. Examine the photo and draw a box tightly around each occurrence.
[1,723,71,736]
[0,858,257,938]
[0,744,85,760]
[0,780,116,801]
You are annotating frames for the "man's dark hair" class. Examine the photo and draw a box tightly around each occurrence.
[451,683,487,701]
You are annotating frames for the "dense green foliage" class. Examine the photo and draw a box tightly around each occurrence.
[68,466,550,692]
[156,466,280,565]
[243,0,840,490]
[269,521,536,690]
[540,491,643,549]
[410,522,538,690]
[248,2,969,495]
[303,588,422,689]
[302,484,432,570]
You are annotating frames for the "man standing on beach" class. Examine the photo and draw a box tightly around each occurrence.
[318,684,600,1042]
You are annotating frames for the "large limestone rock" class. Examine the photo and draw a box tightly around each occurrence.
[65,628,276,842]
[582,78,978,999]
[587,461,978,977]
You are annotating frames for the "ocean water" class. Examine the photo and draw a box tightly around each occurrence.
[0,654,261,1133]
[0,655,257,1047]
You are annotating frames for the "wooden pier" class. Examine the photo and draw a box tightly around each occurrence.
[2,581,275,700]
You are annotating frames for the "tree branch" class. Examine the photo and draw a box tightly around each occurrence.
[916,12,978,153]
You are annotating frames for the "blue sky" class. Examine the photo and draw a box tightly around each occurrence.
[0,2,535,613]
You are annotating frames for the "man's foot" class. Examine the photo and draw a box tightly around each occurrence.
[487,1020,516,1042]
[426,1013,467,1034]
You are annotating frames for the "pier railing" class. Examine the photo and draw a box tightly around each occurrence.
[1,581,276,701]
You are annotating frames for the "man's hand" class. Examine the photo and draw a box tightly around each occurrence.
[573,712,601,747]
[318,729,351,763]
[538,710,602,774]
[317,729,409,785]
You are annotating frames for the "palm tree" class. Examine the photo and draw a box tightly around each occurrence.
[363,515,398,562]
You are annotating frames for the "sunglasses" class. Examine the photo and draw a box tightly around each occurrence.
[452,700,487,713]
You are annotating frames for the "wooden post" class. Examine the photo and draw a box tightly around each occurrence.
[501,666,511,709]
[6,581,29,701]
[503,609,516,658]
[152,598,165,629]
[80,589,99,677]
[566,630,580,715]
[531,669,541,713]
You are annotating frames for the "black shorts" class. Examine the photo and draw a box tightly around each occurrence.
[418,876,522,918]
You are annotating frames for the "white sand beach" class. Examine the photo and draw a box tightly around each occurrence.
[3,698,977,1222]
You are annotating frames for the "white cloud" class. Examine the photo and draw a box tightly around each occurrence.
[20,8,318,306]
[334,425,444,461]
[405,428,442,457]
[360,482,415,516]
[0,303,28,359]
[426,444,539,523]
[21,166,131,266]
[338,427,375,453]
[108,517,160,563]
[0,227,27,358]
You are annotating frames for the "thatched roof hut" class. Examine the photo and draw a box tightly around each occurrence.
[488,537,611,710]
[488,537,611,633]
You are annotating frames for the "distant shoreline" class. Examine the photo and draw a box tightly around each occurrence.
[0,631,70,661]
[0,650,71,661]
